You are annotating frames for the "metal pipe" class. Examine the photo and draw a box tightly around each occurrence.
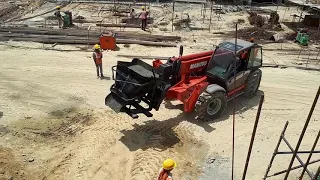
[242,95,264,180]
[209,0,213,33]
[282,136,313,178]
[300,130,320,179]
[263,121,289,180]
[277,151,320,154]
[231,23,238,180]
[172,1,175,32]
[267,159,320,177]
[284,86,320,179]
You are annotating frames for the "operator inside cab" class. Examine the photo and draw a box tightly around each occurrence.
[237,37,255,71]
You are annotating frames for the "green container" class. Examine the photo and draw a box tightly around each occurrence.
[63,14,70,28]
[295,32,309,46]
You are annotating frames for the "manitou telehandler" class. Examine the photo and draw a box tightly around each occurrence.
[105,39,263,121]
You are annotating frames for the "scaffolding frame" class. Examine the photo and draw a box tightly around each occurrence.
[263,86,320,180]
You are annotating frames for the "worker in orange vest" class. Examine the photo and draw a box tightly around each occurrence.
[92,44,104,79]
[158,159,176,180]
[139,6,147,31]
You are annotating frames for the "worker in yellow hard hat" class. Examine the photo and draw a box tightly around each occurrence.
[54,5,63,28]
[157,159,176,180]
[92,44,104,79]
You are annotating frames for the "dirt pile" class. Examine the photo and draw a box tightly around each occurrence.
[228,27,275,41]
[0,0,46,22]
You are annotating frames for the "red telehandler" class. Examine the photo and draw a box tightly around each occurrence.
[105,39,263,121]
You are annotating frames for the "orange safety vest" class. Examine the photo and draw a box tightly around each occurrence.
[94,52,102,64]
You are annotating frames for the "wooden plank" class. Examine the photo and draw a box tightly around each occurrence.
[70,0,149,6]
[96,23,141,28]
[117,54,169,60]
[0,26,181,41]
[174,0,207,4]
[0,34,177,47]
[121,17,154,24]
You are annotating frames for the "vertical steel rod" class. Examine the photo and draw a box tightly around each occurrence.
[307,50,311,68]
[300,130,320,179]
[209,0,213,32]
[232,23,238,180]
[172,1,175,32]
[284,86,320,180]
[242,95,264,180]
[263,121,289,180]
[298,48,302,60]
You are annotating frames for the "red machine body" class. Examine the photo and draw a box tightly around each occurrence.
[153,51,214,112]
[152,50,249,113]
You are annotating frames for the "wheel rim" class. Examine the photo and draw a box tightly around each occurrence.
[206,98,222,115]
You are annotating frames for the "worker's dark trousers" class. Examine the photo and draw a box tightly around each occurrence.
[141,19,147,30]
[96,64,103,77]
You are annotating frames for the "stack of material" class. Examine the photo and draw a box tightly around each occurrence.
[248,11,281,29]
[248,11,267,28]
[0,26,181,47]
[121,17,154,24]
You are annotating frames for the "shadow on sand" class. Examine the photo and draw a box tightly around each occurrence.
[119,90,264,151]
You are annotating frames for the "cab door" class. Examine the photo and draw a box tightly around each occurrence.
[247,46,263,69]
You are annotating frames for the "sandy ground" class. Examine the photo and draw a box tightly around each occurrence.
[0,41,319,180]
[0,2,320,180]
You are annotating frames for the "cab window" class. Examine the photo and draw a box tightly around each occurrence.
[248,47,262,68]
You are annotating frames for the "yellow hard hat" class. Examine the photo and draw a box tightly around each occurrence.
[94,44,100,49]
[141,6,145,9]
[56,6,61,9]
[162,159,176,170]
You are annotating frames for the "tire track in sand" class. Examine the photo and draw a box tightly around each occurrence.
[128,117,208,180]
[44,109,133,180]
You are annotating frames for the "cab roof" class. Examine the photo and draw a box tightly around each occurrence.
[219,39,256,53]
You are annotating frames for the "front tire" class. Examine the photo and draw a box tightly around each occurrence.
[244,69,262,98]
[195,91,227,121]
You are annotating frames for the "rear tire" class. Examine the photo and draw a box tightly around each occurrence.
[244,69,262,98]
[195,91,227,121]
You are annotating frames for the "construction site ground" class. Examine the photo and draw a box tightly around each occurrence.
[1,1,320,180]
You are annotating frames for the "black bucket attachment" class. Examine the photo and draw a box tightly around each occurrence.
[105,58,172,118]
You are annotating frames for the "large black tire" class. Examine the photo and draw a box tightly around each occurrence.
[244,69,262,98]
[195,91,227,121]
